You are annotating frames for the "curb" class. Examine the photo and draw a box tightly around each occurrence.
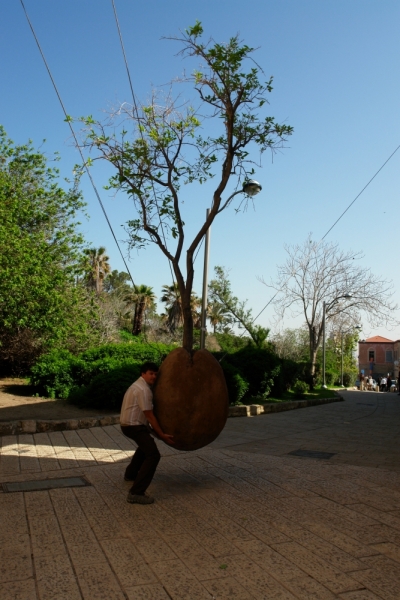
[228,394,344,418]
[0,415,120,437]
[0,394,344,436]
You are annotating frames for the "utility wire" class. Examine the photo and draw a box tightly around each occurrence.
[321,143,400,240]
[19,0,137,288]
[111,0,176,287]
[219,142,400,361]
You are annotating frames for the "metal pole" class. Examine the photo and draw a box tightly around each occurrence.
[200,209,211,350]
[341,332,344,387]
[322,301,327,388]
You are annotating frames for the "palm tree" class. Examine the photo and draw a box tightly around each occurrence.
[125,285,156,336]
[82,247,111,293]
[161,283,201,332]
[161,282,183,331]
[207,302,230,333]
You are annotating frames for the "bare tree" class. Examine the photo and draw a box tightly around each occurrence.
[262,235,399,382]
[76,22,293,352]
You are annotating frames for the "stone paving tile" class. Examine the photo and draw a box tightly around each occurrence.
[124,583,171,600]
[100,537,158,588]
[370,541,400,563]
[74,562,125,600]
[1,578,38,600]
[338,591,384,600]
[35,553,81,600]
[1,435,20,474]
[151,558,213,599]
[270,540,363,594]
[202,576,255,599]
[18,434,41,473]
[349,502,400,530]
[214,554,297,599]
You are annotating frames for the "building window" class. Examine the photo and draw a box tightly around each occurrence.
[395,351,398,361]
[368,350,375,361]
[386,351,393,363]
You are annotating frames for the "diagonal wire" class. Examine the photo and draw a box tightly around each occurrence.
[111,0,176,287]
[321,143,400,240]
[19,0,137,288]
[219,142,400,362]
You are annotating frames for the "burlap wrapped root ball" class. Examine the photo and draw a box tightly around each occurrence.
[153,348,229,451]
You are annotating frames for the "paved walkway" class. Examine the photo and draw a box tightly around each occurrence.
[1,390,400,599]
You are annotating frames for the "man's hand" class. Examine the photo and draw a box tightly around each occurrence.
[144,409,175,445]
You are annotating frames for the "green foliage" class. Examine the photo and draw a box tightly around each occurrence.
[0,126,107,372]
[214,332,250,353]
[343,372,353,387]
[30,341,175,399]
[293,380,309,399]
[69,363,142,410]
[220,363,249,405]
[209,267,270,347]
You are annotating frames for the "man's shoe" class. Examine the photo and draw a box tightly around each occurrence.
[127,492,154,505]
[124,476,135,482]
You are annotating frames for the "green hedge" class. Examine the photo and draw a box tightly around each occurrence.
[30,341,175,399]
[31,339,308,409]
[69,363,142,410]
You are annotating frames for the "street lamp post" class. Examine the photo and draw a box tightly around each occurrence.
[340,325,361,387]
[199,180,262,350]
[200,209,211,350]
[322,294,352,388]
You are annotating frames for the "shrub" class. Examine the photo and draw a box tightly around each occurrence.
[69,362,141,410]
[30,342,175,399]
[220,363,249,405]
[343,372,353,387]
[218,346,281,399]
[271,358,301,397]
[30,349,85,399]
[293,380,309,398]
[325,370,336,386]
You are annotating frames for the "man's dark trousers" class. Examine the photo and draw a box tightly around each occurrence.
[121,425,160,495]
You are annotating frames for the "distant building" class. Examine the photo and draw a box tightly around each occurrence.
[358,336,400,378]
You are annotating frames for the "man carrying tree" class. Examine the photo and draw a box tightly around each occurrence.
[120,362,174,504]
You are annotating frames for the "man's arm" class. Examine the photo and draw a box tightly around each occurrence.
[143,410,174,445]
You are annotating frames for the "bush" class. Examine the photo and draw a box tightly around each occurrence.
[293,380,309,398]
[343,372,353,387]
[217,345,281,399]
[220,363,249,405]
[30,342,175,399]
[324,370,336,386]
[30,349,85,399]
[69,362,141,410]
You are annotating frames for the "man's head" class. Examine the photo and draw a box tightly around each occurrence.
[140,362,159,385]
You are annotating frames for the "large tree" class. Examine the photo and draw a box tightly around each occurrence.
[77,22,292,351]
[264,236,399,382]
[0,126,103,371]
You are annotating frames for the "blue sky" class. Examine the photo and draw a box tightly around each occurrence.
[1,0,399,340]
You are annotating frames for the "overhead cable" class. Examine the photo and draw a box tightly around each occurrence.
[19,0,137,288]
[111,0,176,286]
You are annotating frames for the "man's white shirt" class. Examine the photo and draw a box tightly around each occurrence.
[120,376,153,426]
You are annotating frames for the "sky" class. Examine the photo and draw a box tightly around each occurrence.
[1,0,399,341]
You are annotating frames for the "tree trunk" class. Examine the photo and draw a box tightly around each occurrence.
[132,303,144,336]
